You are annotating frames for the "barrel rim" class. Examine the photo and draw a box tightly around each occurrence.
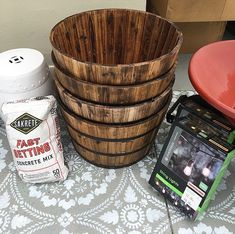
[52,51,176,87]
[66,121,160,142]
[55,75,173,109]
[58,93,171,128]
[68,125,158,155]
[50,8,183,68]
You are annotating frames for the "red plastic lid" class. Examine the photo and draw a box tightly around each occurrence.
[189,40,235,125]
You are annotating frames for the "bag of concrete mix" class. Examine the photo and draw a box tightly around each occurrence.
[2,95,68,183]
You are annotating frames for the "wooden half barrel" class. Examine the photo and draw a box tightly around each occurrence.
[67,123,159,154]
[55,77,173,123]
[52,52,175,105]
[59,96,170,167]
[72,140,153,168]
[50,9,182,85]
[59,96,171,140]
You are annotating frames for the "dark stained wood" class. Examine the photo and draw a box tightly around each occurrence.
[73,140,153,168]
[49,8,181,167]
[55,76,172,123]
[50,9,182,85]
[67,124,158,154]
[59,96,171,139]
[52,52,175,104]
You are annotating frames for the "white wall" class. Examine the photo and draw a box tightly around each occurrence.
[0,0,145,63]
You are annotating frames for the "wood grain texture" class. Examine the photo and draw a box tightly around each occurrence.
[55,77,172,123]
[59,96,171,139]
[73,140,153,168]
[50,9,182,85]
[52,52,175,105]
[67,123,159,154]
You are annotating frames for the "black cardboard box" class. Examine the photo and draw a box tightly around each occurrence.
[167,95,235,144]
[149,95,235,220]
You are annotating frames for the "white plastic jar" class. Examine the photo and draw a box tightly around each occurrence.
[0,48,54,118]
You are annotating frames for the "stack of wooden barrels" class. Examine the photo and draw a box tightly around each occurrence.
[50,9,182,168]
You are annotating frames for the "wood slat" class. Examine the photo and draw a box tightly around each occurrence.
[73,140,153,168]
[55,76,172,123]
[59,96,170,139]
[67,124,159,154]
[53,52,174,105]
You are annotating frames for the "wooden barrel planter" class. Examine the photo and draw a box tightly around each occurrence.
[59,95,170,167]
[55,77,173,123]
[67,124,159,154]
[50,8,182,167]
[59,96,170,140]
[52,52,175,105]
[73,140,153,168]
[50,9,182,85]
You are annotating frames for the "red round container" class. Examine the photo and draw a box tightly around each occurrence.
[189,40,235,126]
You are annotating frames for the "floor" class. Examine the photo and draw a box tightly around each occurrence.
[174,54,194,91]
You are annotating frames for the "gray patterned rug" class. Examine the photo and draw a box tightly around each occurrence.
[0,91,234,234]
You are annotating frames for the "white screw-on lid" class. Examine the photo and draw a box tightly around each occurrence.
[0,48,49,93]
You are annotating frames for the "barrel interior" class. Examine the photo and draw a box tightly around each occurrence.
[51,9,181,65]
